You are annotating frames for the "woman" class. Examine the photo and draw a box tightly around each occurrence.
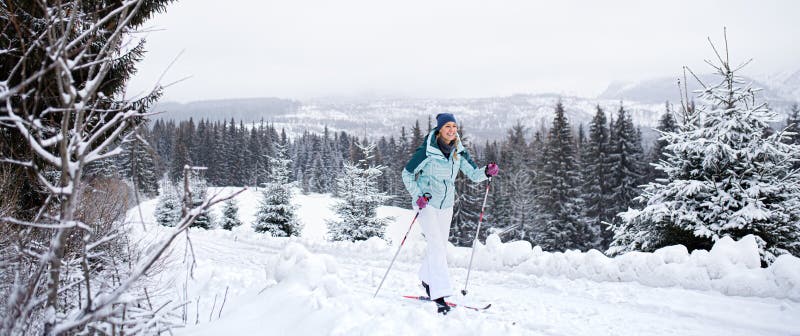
[401,113,499,315]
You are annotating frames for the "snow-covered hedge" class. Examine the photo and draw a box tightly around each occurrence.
[226,226,799,301]
[466,234,800,300]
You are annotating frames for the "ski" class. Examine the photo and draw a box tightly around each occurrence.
[402,295,491,311]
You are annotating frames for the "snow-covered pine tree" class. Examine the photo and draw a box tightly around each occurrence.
[84,155,120,180]
[525,130,546,243]
[220,199,243,230]
[247,126,263,187]
[410,120,425,157]
[536,102,595,251]
[645,102,679,182]
[785,103,800,145]
[392,127,411,207]
[607,103,645,226]
[170,132,191,182]
[186,172,213,229]
[328,141,394,242]
[581,105,613,249]
[253,142,302,236]
[496,122,534,241]
[319,126,337,192]
[155,182,182,227]
[118,132,159,197]
[609,39,800,264]
[256,122,274,187]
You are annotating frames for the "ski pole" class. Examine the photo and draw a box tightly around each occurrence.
[462,176,492,296]
[373,209,421,298]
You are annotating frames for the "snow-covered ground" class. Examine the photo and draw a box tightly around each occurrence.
[128,188,800,335]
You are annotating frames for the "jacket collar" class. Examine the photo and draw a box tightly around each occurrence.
[426,128,464,159]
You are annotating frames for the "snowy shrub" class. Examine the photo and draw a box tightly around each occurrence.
[253,183,301,236]
[156,183,182,227]
[220,199,243,230]
[327,142,393,242]
[610,38,800,265]
[253,143,302,236]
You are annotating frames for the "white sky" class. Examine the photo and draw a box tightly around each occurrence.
[127,0,800,103]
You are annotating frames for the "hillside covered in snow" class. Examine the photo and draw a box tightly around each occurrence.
[129,188,800,336]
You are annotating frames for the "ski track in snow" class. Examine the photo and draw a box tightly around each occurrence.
[130,190,800,336]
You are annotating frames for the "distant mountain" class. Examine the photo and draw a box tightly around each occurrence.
[151,70,798,145]
[151,94,667,144]
[598,73,792,105]
[152,97,300,123]
[757,69,800,103]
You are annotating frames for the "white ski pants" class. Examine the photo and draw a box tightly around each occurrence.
[417,205,454,300]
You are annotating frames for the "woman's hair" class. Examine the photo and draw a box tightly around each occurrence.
[435,132,460,161]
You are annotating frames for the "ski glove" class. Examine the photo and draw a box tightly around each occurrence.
[416,193,432,209]
[485,162,499,177]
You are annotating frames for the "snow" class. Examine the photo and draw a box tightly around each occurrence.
[128,188,800,335]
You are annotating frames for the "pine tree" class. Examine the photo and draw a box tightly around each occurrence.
[496,122,533,241]
[186,172,213,229]
[247,125,263,186]
[581,106,614,249]
[785,103,800,158]
[410,120,424,157]
[220,199,243,230]
[253,142,302,236]
[536,102,595,251]
[155,182,182,227]
[119,133,159,197]
[393,127,411,207]
[170,131,191,182]
[607,103,645,227]
[328,142,394,242]
[610,42,800,264]
[646,102,679,182]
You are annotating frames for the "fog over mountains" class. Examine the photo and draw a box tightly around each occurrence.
[152,72,799,143]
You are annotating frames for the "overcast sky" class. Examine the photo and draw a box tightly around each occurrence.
[126,0,800,103]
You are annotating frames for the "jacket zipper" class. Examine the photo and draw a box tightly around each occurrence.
[441,157,455,208]
[441,179,447,208]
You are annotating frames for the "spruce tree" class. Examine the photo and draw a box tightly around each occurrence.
[646,102,679,182]
[119,133,159,197]
[253,142,302,236]
[410,120,424,156]
[393,127,411,207]
[186,172,213,229]
[220,199,243,230]
[610,43,800,264]
[170,132,191,182]
[607,103,645,227]
[536,102,595,251]
[785,103,800,163]
[581,106,613,249]
[328,142,393,242]
[155,182,182,227]
[496,122,533,241]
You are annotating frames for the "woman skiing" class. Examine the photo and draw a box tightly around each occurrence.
[402,113,499,314]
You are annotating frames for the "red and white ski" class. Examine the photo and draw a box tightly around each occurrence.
[402,295,491,311]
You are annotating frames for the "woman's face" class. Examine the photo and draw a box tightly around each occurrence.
[440,122,457,142]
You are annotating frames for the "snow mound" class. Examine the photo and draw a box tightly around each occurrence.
[511,234,800,300]
[273,242,346,297]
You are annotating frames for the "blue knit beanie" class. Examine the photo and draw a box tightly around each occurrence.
[435,113,457,130]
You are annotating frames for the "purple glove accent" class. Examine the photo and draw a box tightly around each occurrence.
[485,162,499,177]
[416,193,431,209]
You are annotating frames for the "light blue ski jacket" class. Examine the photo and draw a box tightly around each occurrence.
[402,129,488,209]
